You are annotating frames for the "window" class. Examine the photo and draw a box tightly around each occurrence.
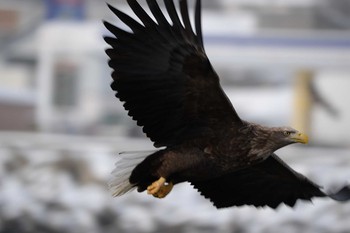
[52,61,78,108]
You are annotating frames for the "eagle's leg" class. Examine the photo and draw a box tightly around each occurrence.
[147,177,174,198]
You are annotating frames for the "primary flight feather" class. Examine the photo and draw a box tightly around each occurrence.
[104,0,350,208]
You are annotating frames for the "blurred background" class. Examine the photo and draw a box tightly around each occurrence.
[0,0,350,232]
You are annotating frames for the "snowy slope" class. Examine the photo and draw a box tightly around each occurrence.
[0,132,349,233]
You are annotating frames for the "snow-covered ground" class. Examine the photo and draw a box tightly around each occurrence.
[0,132,349,233]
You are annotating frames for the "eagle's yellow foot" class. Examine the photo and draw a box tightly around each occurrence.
[153,182,173,198]
[147,177,173,198]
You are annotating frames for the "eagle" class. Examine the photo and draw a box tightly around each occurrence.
[104,0,350,208]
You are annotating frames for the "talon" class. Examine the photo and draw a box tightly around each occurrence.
[153,182,173,198]
[147,177,166,195]
[147,177,173,198]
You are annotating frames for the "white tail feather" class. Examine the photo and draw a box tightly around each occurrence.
[108,150,157,196]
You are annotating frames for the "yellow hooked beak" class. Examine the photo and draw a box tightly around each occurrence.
[291,132,309,144]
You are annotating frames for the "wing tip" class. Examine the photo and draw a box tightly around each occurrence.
[194,0,203,47]
[328,185,350,202]
[102,20,111,27]
[102,20,114,33]
[106,2,118,14]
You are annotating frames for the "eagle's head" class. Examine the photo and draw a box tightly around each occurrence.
[269,126,309,148]
[249,124,309,157]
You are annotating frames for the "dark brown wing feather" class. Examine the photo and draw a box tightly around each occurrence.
[191,154,327,208]
[104,0,242,147]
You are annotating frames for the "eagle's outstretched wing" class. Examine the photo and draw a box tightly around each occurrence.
[104,0,242,147]
[191,154,350,208]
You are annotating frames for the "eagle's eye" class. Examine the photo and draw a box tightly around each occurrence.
[283,131,291,136]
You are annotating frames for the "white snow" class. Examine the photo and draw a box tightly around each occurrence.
[0,133,349,233]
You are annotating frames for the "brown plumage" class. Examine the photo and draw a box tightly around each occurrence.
[104,0,350,208]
